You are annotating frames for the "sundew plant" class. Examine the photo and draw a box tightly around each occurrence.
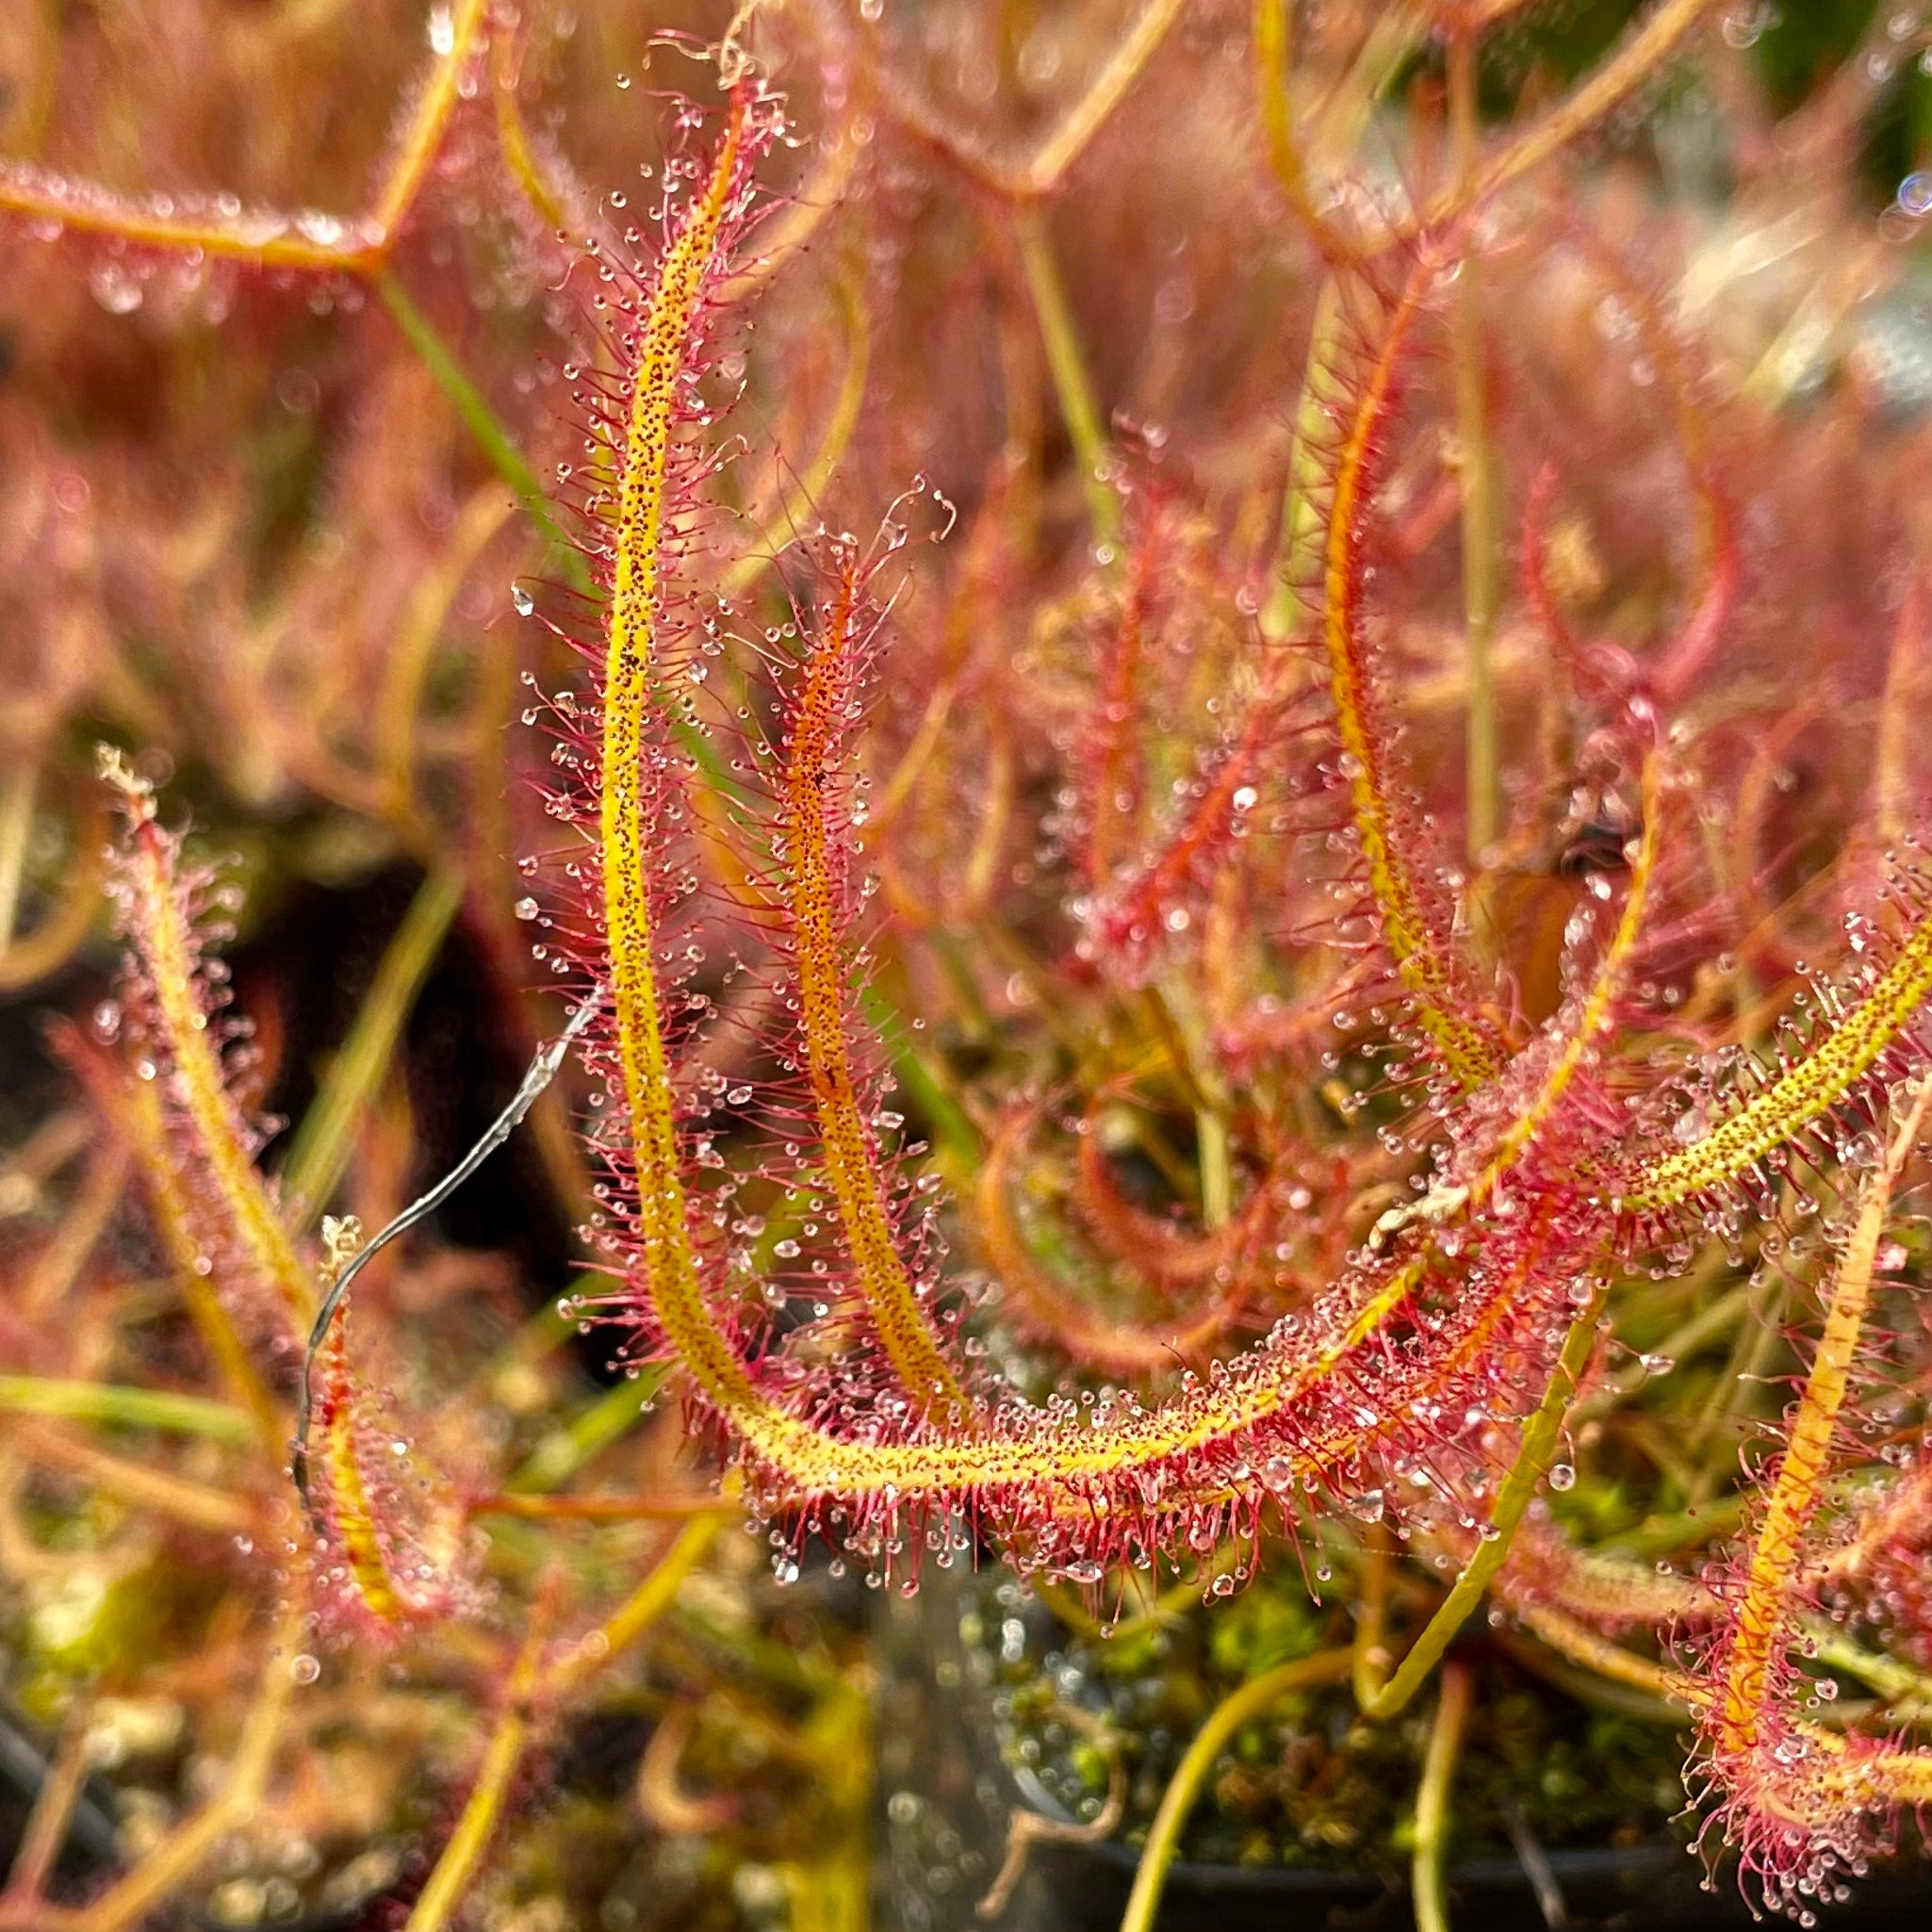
[13,3,1932,1929]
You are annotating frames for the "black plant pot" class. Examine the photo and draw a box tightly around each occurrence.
[0,1698,123,1901]
[872,1574,1932,1932]
[1007,1836,1932,1932]
[0,1695,419,1931]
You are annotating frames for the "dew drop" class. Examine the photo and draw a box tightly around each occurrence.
[90,260,144,315]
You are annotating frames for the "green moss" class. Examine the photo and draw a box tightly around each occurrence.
[988,1564,1691,1874]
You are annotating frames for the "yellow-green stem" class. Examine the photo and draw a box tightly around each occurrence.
[1362,1283,1604,1720]
[1014,205,1120,550]
[404,1615,548,1932]
[600,98,773,1424]
[0,1374,254,1445]
[1025,0,1187,194]
[281,865,466,1226]
[544,1514,722,1700]
[1117,1649,1353,1932]
[504,1361,674,1496]
[1413,1662,1475,1932]
[1351,1523,1395,1711]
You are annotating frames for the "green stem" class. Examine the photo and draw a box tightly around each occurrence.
[1580,1281,1749,1418]
[1013,206,1120,550]
[859,982,981,1172]
[1118,1648,1353,1932]
[469,1278,592,1392]
[503,1361,674,1496]
[544,1514,723,1700]
[280,865,467,1226]
[1196,1108,1233,1231]
[377,270,591,593]
[1361,1284,1604,1719]
[1597,1493,1744,1559]
[1808,1629,1932,1714]
[1413,1661,1474,1932]
[1687,1268,1786,1498]
[0,1374,254,1446]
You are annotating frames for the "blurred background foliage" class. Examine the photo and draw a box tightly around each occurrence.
[5,3,1932,1931]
